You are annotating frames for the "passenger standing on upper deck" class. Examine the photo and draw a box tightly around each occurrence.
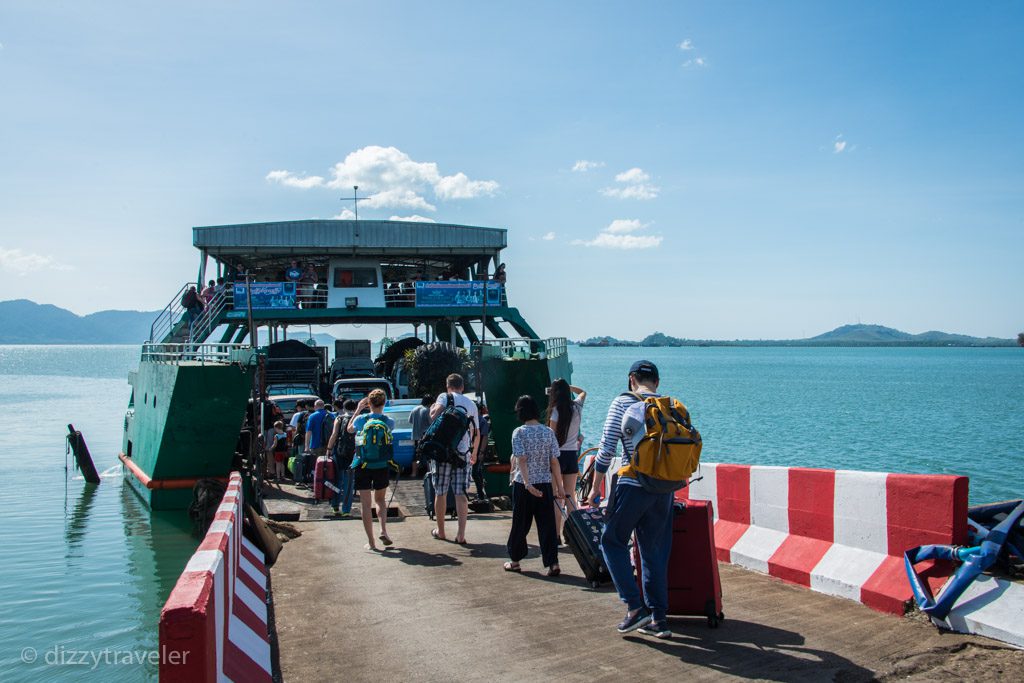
[285,260,302,283]
[201,280,216,305]
[587,360,674,639]
[299,263,318,308]
[429,374,480,544]
[181,285,204,331]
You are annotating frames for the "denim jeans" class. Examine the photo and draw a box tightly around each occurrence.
[600,484,674,621]
[331,457,355,513]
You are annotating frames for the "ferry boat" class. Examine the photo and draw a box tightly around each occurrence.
[119,219,571,510]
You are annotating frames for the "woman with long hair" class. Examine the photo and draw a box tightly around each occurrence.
[547,379,587,543]
[504,395,565,576]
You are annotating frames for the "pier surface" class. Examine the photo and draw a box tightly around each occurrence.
[269,482,1022,682]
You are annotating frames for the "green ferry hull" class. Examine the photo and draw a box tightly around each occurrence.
[123,359,254,510]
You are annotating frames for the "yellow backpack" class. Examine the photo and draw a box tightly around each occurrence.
[618,393,702,494]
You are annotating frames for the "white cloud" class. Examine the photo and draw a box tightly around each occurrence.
[601,167,659,200]
[679,39,694,51]
[389,215,436,223]
[682,57,707,68]
[541,232,556,241]
[572,160,605,172]
[333,209,356,220]
[832,135,850,154]
[266,145,499,212]
[604,219,646,234]
[572,219,661,249]
[0,247,72,274]
[614,168,650,184]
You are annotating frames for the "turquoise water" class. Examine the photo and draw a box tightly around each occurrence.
[572,346,1024,505]
[0,344,1021,681]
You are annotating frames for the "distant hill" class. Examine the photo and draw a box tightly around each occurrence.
[575,324,1016,348]
[0,299,160,344]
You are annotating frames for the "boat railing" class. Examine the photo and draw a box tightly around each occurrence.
[476,336,568,360]
[228,280,507,310]
[149,282,193,342]
[186,288,231,342]
[141,342,250,364]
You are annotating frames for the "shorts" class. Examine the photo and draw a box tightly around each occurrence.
[273,451,287,463]
[430,460,472,496]
[557,449,580,475]
[354,467,390,491]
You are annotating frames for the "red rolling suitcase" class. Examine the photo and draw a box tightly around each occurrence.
[633,498,724,627]
[313,455,338,502]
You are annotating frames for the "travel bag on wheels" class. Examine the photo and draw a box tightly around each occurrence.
[632,498,724,627]
[563,507,612,588]
[313,455,338,502]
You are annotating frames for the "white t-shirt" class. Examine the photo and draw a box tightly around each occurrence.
[433,392,479,454]
[550,395,585,451]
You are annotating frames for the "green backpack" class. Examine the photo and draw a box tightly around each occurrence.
[357,417,393,470]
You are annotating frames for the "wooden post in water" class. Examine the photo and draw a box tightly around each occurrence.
[66,424,101,484]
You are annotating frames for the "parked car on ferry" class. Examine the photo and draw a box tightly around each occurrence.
[332,377,394,403]
[383,399,422,470]
[267,391,320,420]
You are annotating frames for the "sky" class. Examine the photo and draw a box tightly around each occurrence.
[1,1,1021,341]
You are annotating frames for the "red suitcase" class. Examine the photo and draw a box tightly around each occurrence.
[313,455,338,502]
[633,498,724,627]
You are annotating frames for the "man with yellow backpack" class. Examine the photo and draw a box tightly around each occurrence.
[586,361,702,639]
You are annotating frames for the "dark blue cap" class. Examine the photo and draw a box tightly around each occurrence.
[628,360,659,379]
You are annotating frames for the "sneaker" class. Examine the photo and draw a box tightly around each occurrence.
[616,609,652,634]
[638,620,672,639]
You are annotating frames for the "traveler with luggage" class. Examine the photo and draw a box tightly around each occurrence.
[346,390,396,551]
[546,378,587,543]
[587,360,702,639]
[326,399,358,516]
[290,400,310,485]
[425,373,480,544]
[409,396,432,478]
[471,405,491,500]
[503,395,564,576]
[303,399,333,488]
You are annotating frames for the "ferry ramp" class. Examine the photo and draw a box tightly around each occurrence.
[268,486,1023,682]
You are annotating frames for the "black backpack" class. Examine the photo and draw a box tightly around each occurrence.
[334,414,357,469]
[296,411,310,442]
[418,393,471,467]
[319,412,335,447]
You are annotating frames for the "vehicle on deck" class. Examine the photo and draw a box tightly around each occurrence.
[332,377,394,403]
[383,399,422,470]
[268,392,320,420]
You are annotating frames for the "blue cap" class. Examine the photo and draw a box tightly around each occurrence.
[628,360,659,380]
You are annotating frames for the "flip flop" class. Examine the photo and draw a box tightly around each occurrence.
[364,543,379,553]
[456,538,468,545]
[503,562,521,573]
[546,566,561,578]
[431,529,446,541]
[379,534,394,547]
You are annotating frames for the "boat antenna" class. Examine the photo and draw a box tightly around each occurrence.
[339,185,365,221]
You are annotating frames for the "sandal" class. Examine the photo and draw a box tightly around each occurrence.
[431,529,446,541]
[379,534,393,547]
[547,566,561,578]
[456,538,468,545]
[503,562,521,573]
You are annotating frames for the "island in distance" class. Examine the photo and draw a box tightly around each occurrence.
[576,325,1018,348]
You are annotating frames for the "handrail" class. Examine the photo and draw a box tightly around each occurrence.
[229,280,507,311]
[475,336,568,359]
[186,289,230,343]
[149,282,193,342]
[141,342,249,364]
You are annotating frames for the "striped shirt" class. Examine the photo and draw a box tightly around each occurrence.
[595,392,659,488]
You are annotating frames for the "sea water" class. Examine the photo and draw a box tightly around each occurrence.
[0,344,1021,681]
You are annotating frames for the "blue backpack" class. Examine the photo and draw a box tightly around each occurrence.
[356,417,393,470]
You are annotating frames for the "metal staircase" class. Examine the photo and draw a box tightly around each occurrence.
[149,284,230,344]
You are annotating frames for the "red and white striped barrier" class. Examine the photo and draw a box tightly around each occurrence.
[159,473,273,682]
[684,463,968,615]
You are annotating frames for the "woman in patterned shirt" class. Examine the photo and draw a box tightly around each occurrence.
[504,395,566,576]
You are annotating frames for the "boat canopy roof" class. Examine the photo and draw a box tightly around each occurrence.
[193,220,507,260]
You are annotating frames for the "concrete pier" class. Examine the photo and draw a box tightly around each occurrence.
[268,482,1023,681]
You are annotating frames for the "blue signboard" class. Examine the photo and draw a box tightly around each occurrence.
[415,281,503,307]
[233,282,297,310]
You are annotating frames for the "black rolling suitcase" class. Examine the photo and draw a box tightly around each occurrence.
[563,507,612,588]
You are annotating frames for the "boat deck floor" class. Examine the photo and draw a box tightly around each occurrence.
[266,480,1023,682]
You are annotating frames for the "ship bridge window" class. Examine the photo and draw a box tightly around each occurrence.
[333,268,378,288]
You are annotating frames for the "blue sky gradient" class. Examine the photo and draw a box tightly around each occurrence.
[1,2,1021,339]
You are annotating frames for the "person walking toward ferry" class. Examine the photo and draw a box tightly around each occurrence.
[429,373,480,544]
[346,390,395,551]
[547,379,587,542]
[504,395,565,576]
[303,399,331,487]
[409,396,432,478]
[588,361,674,638]
[327,399,358,516]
